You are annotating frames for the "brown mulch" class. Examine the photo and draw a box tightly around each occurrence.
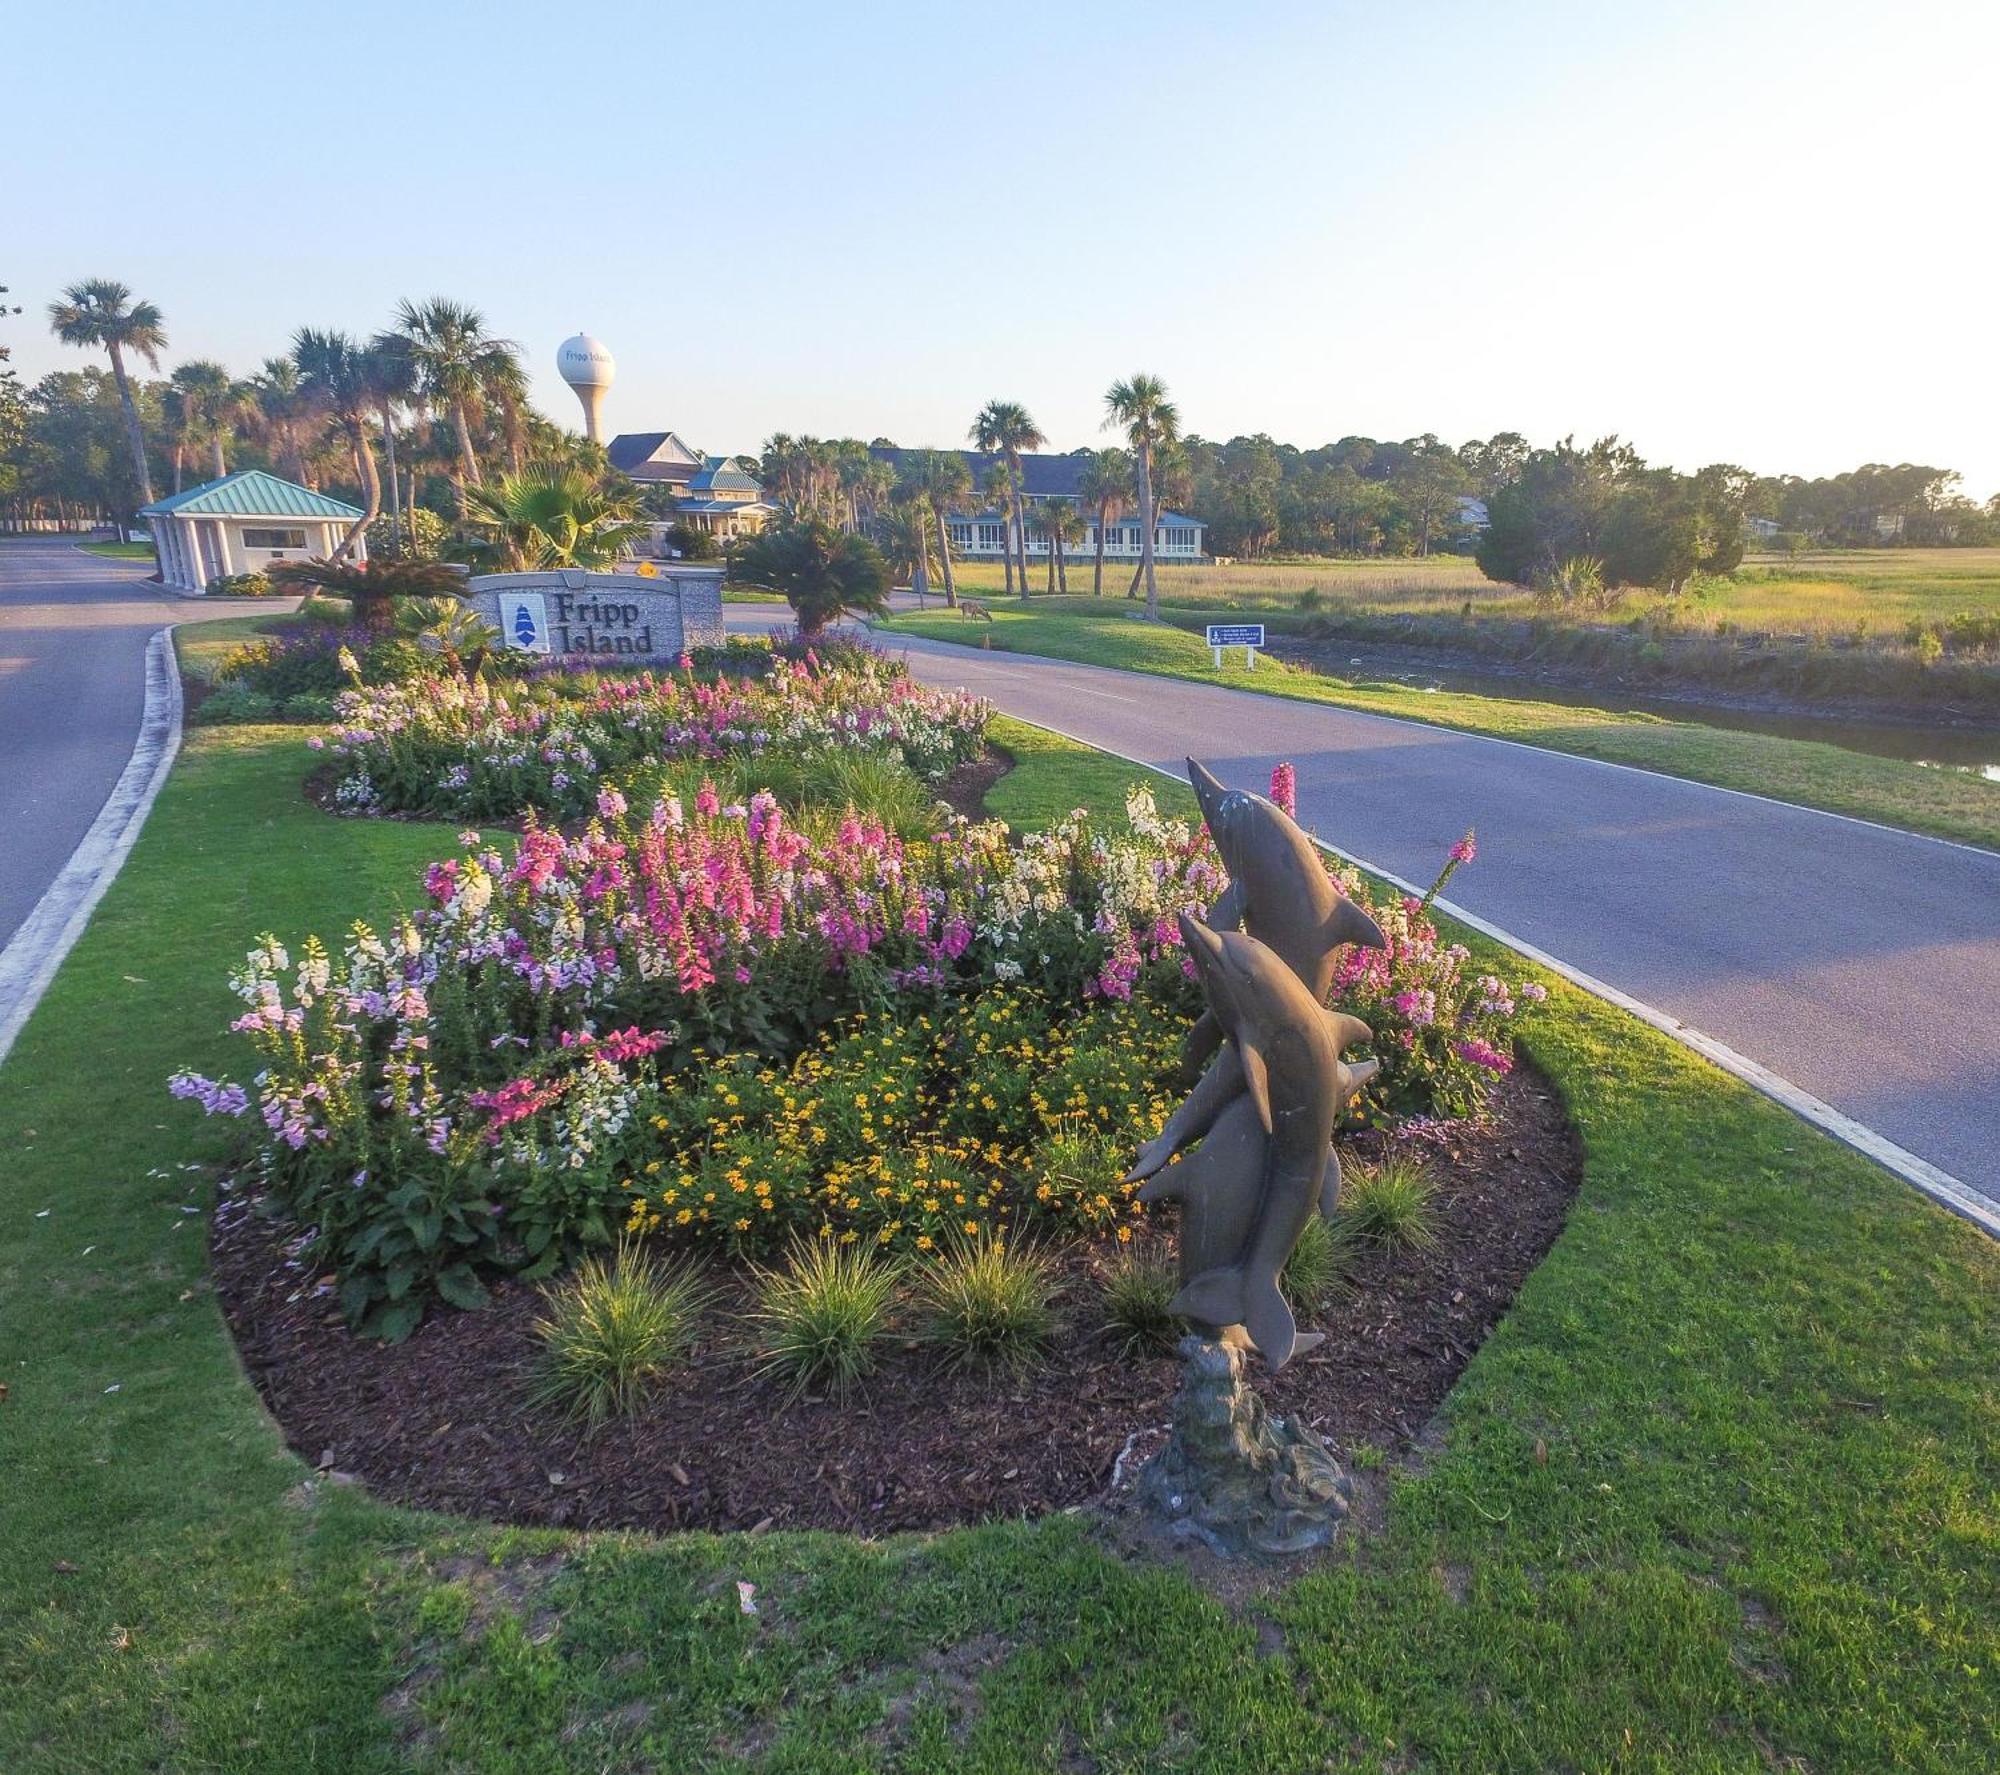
[211,1061,1581,1539]
[934,744,1013,820]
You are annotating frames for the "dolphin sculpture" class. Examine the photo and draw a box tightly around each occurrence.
[1127,758,1386,1187]
[1138,912,1380,1370]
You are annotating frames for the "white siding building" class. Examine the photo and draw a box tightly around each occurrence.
[140,470,363,593]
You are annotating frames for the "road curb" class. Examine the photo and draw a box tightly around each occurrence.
[0,626,184,1067]
[999,712,2000,1242]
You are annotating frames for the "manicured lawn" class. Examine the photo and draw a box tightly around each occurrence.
[884,604,2000,851]
[1,708,1993,1771]
[76,539,158,561]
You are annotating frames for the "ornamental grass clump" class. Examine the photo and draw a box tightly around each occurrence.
[1282,1212,1357,1311]
[916,1230,1058,1372]
[751,1239,899,1400]
[1099,1250,1182,1355]
[1338,1153,1441,1254]
[530,1241,711,1429]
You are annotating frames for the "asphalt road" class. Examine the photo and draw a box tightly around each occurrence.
[743,608,2000,1214]
[0,539,227,949]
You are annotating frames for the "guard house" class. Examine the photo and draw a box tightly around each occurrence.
[140,469,364,593]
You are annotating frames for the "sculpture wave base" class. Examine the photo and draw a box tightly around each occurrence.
[1140,1334,1353,1558]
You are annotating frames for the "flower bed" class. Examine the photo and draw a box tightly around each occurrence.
[176,747,1538,1339]
[314,642,989,823]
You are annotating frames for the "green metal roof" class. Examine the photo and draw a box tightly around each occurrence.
[139,469,363,520]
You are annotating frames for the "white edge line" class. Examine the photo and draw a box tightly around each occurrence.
[876,623,2000,861]
[0,627,184,1067]
[996,711,2000,1243]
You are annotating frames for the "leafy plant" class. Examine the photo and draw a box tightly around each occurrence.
[1337,1153,1441,1253]
[726,516,892,636]
[1282,1212,1355,1311]
[1100,1250,1181,1354]
[750,1239,898,1399]
[267,556,466,632]
[916,1230,1057,1371]
[529,1241,710,1428]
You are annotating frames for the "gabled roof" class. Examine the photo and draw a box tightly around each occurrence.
[677,497,777,515]
[139,469,362,520]
[685,457,763,495]
[607,431,704,474]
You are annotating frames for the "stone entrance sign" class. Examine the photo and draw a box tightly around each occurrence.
[466,568,725,663]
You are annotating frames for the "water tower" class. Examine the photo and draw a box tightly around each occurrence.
[556,333,616,442]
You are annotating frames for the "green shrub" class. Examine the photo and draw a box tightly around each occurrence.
[1282,1212,1356,1311]
[751,1239,898,1399]
[206,571,275,597]
[795,747,941,834]
[192,682,278,725]
[529,1242,710,1428]
[365,505,449,561]
[1337,1153,1440,1253]
[1100,1250,1181,1354]
[297,591,351,625]
[917,1230,1057,1371]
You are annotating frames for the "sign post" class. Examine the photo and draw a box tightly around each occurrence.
[1205,622,1265,670]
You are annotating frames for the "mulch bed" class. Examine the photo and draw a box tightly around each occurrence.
[211,1061,1581,1538]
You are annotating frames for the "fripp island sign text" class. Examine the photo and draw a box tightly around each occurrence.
[465,568,726,663]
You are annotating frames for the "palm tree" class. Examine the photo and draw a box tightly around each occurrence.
[981,459,1019,596]
[971,400,1044,601]
[1104,374,1180,618]
[1039,500,1087,595]
[47,279,165,505]
[899,447,971,606]
[1077,448,1131,596]
[166,360,248,483]
[293,329,382,557]
[877,498,939,600]
[267,556,465,634]
[726,516,891,637]
[461,461,647,570]
[250,357,319,484]
[363,333,418,552]
[391,298,518,505]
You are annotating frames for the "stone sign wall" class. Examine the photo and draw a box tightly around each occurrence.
[465,568,725,664]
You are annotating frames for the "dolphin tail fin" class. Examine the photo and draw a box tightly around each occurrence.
[1326,895,1386,952]
[1170,1265,1245,1331]
[1134,1164,1183,1203]
[1243,1276,1303,1371]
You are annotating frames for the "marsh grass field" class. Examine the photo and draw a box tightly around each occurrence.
[943,547,2000,643]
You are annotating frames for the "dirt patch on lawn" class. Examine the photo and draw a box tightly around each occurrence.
[933,743,1014,820]
[211,1061,1580,1539]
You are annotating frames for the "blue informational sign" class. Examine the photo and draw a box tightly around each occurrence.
[1204,623,1265,648]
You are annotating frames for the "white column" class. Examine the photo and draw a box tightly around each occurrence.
[214,521,238,579]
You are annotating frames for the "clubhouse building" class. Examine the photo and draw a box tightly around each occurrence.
[872,447,1207,564]
[608,432,778,544]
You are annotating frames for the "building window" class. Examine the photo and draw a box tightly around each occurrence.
[975,523,1006,552]
[242,527,309,550]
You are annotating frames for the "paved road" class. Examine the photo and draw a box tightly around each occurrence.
[739,608,2000,1214]
[0,539,232,948]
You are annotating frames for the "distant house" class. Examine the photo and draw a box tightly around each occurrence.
[1456,495,1490,531]
[139,469,362,593]
[870,447,1207,564]
[608,433,778,548]
[1744,515,1781,543]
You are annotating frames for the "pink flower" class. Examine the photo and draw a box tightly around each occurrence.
[597,787,629,821]
[1450,831,1478,866]
[1269,762,1297,818]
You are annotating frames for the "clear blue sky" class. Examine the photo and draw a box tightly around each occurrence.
[12,0,1998,495]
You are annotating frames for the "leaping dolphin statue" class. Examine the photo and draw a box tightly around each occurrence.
[1138,912,1380,1370]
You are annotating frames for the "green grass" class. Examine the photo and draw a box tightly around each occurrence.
[886,604,2000,850]
[1,708,1995,1770]
[947,546,2000,638]
[76,538,158,561]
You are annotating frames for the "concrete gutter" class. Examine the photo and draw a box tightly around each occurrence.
[0,627,184,1066]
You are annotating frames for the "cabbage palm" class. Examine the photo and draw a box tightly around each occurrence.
[877,498,939,598]
[249,356,319,484]
[1077,447,1131,596]
[166,360,238,483]
[363,333,418,551]
[981,459,1019,596]
[266,556,464,633]
[47,278,165,505]
[293,328,381,556]
[899,447,971,606]
[1104,374,1180,618]
[972,400,1043,600]
[461,462,648,570]
[727,516,891,637]
[391,297,518,504]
